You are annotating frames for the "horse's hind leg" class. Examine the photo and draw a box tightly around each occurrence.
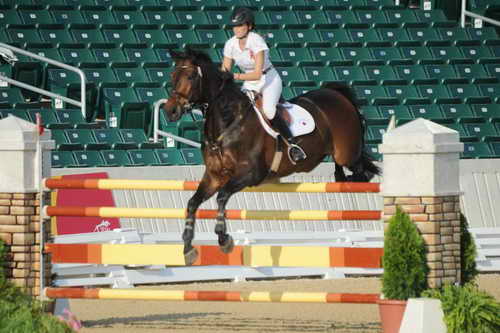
[334,163,348,182]
[183,175,218,265]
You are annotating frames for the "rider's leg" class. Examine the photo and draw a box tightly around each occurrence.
[270,116,307,162]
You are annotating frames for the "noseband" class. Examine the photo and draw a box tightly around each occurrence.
[170,65,203,111]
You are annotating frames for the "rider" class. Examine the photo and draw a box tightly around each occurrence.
[221,7,307,163]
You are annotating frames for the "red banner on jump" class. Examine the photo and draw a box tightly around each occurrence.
[52,172,121,235]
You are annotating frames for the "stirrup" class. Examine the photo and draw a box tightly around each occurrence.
[287,143,307,164]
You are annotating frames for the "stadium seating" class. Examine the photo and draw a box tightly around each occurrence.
[1,2,500,166]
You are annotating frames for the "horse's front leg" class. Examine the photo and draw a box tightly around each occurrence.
[183,175,218,265]
[214,178,254,254]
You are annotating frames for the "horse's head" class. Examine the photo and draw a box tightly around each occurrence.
[164,48,207,122]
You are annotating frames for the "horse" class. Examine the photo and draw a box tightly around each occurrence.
[164,48,381,265]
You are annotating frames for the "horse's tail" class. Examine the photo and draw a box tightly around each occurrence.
[321,82,381,181]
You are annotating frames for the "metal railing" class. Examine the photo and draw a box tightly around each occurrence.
[461,0,500,28]
[152,98,201,148]
[0,42,87,118]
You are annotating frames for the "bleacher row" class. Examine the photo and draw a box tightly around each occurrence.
[1,0,500,167]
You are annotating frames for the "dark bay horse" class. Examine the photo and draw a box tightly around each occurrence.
[164,48,381,265]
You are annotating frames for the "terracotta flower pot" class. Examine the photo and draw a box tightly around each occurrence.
[377,299,408,333]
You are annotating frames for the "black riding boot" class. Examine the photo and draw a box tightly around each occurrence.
[270,116,307,163]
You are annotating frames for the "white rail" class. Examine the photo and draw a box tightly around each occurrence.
[0,42,87,118]
[461,0,500,28]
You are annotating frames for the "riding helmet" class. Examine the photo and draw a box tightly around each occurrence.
[229,7,255,27]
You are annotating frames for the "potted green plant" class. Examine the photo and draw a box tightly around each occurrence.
[378,206,429,333]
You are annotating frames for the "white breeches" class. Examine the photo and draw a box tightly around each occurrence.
[243,68,282,119]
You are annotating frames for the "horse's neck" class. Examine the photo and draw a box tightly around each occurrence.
[206,93,253,142]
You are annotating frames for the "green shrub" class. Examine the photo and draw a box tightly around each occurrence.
[0,239,73,333]
[382,206,429,300]
[460,213,478,285]
[423,283,500,333]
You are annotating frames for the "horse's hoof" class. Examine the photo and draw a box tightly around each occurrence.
[219,235,234,254]
[184,247,199,266]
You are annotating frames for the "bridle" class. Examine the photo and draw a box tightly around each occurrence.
[169,64,204,111]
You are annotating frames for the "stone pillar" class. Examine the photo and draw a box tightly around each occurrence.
[0,115,54,297]
[379,118,464,288]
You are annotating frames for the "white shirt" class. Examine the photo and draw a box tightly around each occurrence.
[223,31,272,74]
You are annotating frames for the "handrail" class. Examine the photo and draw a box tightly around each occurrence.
[0,42,86,118]
[461,0,500,28]
[153,98,201,148]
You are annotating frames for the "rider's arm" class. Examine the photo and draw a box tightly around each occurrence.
[221,56,233,72]
[235,50,264,81]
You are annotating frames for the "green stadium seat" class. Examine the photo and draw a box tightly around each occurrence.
[64,129,109,150]
[51,129,72,150]
[308,47,343,65]
[384,9,418,26]
[275,66,312,86]
[93,128,138,150]
[51,151,77,168]
[55,109,90,127]
[346,28,381,46]
[366,124,388,143]
[455,64,491,82]
[317,29,351,46]
[196,29,230,48]
[444,122,475,142]
[0,6,22,25]
[302,66,336,85]
[91,44,128,63]
[128,149,162,166]
[287,29,324,47]
[360,105,385,124]
[324,10,357,27]
[266,11,303,27]
[398,45,435,63]
[100,149,133,167]
[408,104,449,123]
[4,109,31,122]
[73,150,106,167]
[133,25,171,46]
[424,64,458,83]
[477,84,500,102]
[376,27,412,45]
[112,63,150,83]
[416,84,453,104]
[490,142,500,156]
[463,122,500,141]
[428,46,465,63]
[462,142,493,158]
[365,143,382,160]
[462,45,495,63]
[155,148,186,165]
[353,85,391,105]
[413,9,449,25]
[470,104,500,123]
[59,44,96,65]
[142,6,179,25]
[259,29,293,47]
[205,9,231,26]
[295,9,330,28]
[338,46,373,65]
[82,6,118,25]
[112,6,148,25]
[18,5,55,25]
[6,25,41,48]
[120,128,163,149]
[484,64,500,81]
[406,27,441,45]
[95,0,129,5]
[332,65,371,85]
[0,88,25,106]
[122,43,161,64]
[39,25,75,45]
[164,28,201,48]
[440,104,476,122]
[447,84,487,104]
[180,147,203,164]
[65,0,96,6]
[81,64,117,89]
[102,25,139,44]
[277,48,315,66]
[378,105,413,123]
[436,27,470,44]
[50,6,85,25]
[71,24,106,44]
[363,65,398,84]
[394,64,430,84]
[466,27,498,43]
[355,10,387,26]
[174,10,212,27]
[385,85,421,104]
[144,63,172,83]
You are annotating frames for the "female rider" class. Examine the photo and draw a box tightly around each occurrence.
[221,7,306,163]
